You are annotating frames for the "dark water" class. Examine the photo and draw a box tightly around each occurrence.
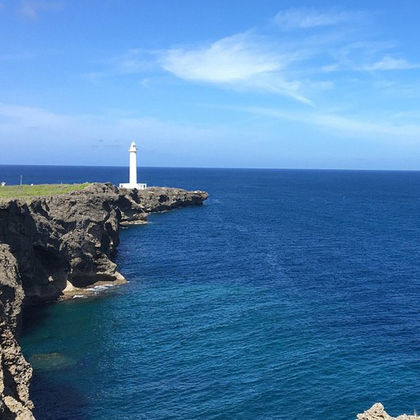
[3,165,419,419]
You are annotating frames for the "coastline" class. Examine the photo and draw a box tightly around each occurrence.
[0,183,208,419]
[1,181,418,420]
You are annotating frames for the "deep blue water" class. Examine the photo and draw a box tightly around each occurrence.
[3,165,419,419]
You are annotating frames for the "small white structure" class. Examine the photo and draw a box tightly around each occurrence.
[119,142,147,190]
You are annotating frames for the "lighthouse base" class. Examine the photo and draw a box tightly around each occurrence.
[119,183,148,190]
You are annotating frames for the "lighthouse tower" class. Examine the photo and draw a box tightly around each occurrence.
[119,142,147,190]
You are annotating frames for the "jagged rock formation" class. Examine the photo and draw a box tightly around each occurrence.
[0,245,34,419]
[0,183,208,419]
[357,403,420,420]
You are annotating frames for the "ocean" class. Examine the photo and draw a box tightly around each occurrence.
[2,165,420,419]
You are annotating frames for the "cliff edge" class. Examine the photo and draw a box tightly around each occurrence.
[0,183,207,419]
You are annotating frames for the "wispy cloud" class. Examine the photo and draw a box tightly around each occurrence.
[82,49,158,81]
[236,105,420,141]
[161,33,281,83]
[0,102,248,166]
[322,45,420,73]
[86,7,420,108]
[160,32,313,105]
[109,49,157,74]
[363,56,420,71]
[20,0,64,19]
[274,8,357,30]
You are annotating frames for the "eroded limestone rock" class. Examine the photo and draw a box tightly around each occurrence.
[357,403,420,420]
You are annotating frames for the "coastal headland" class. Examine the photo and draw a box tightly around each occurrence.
[0,183,208,419]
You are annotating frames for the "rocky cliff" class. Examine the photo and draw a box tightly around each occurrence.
[0,183,208,419]
[357,403,420,420]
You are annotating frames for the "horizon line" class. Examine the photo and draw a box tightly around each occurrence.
[0,163,420,173]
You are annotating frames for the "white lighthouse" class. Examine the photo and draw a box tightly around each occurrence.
[119,142,147,190]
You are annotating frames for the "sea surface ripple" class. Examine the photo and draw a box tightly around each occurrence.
[5,166,419,420]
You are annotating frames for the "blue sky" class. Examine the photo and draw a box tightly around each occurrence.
[1,0,420,169]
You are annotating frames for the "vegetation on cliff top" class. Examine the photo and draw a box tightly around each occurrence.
[0,183,89,199]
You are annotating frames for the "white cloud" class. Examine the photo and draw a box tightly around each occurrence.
[161,33,281,83]
[160,32,312,105]
[274,8,355,29]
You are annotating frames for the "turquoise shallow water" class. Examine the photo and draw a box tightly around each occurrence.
[5,166,420,419]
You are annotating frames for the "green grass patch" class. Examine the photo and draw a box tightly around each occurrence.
[0,183,89,199]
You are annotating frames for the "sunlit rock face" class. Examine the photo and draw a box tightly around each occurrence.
[357,403,420,420]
